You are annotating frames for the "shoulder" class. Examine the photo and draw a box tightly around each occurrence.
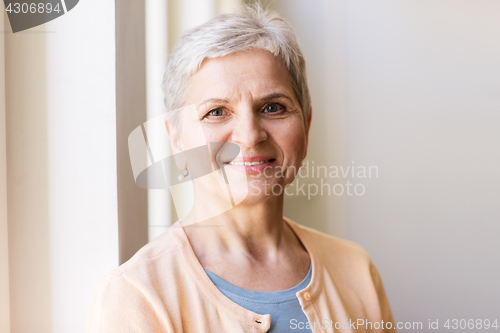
[87,227,185,332]
[113,228,181,276]
[92,226,187,300]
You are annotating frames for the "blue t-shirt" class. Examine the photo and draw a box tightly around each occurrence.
[204,265,312,332]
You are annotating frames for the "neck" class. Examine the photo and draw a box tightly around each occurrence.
[183,194,290,261]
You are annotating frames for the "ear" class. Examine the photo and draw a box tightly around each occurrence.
[303,106,312,159]
[165,118,182,154]
[164,118,187,170]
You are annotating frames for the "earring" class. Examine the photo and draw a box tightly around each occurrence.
[300,161,306,170]
[178,168,189,182]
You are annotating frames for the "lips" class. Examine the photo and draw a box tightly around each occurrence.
[226,159,274,166]
[222,156,276,165]
[220,156,276,176]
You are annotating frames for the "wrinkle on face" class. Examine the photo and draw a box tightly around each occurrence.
[178,49,309,206]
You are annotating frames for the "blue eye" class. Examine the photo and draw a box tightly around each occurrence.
[208,108,224,116]
[264,104,282,113]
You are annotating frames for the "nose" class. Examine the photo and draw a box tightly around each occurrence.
[231,110,267,148]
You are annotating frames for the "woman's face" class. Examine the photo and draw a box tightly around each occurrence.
[172,49,311,207]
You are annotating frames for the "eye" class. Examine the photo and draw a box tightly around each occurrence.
[263,103,284,114]
[207,108,225,117]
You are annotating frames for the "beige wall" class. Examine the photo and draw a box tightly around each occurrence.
[5,20,53,333]
[345,0,500,323]
[265,0,500,326]
[116,0,149,265]
[0,10,11,333]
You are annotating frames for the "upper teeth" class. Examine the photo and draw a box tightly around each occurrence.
[228,160,270,166]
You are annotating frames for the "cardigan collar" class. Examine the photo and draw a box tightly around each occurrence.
[168,217,324,332]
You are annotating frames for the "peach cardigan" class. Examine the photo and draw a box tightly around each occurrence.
[86,218,395,332]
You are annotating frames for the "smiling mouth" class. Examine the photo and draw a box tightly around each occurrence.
[224,159,275,166]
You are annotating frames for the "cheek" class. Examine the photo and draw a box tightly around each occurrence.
[179,126,207,149]
[272,120,307,161]
[200,123,232,143]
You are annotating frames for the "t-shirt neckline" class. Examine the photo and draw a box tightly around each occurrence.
[203,263,312,303]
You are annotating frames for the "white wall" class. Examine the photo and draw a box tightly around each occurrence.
[146,0,172,242]
[267,0,500,327]
[4,1,119,331]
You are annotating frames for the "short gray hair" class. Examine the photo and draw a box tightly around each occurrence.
[162,3,311,128]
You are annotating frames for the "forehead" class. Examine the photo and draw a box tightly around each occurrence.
[185,50,295,102]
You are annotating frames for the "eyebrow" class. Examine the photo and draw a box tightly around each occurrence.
[199,98,229,106]
[260,93,294,103]
[199,93,294,106]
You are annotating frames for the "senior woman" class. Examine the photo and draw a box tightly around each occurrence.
[86,5,395,333]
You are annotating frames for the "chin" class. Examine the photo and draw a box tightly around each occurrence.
[229,179,282,206]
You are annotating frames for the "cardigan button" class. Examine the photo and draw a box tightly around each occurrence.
[304,292,312,301]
